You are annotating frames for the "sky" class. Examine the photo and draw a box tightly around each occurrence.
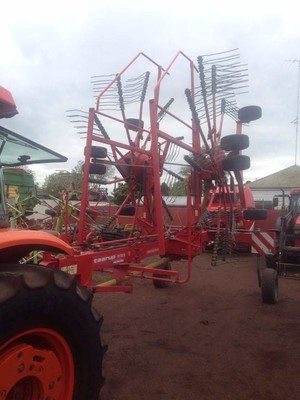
[1,0,299,187]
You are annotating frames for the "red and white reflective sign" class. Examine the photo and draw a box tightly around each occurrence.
[251,232,275,255]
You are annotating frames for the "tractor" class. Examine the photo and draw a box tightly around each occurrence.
[0,50,276,399]
[0,85,106,399]
[260,188,300,303]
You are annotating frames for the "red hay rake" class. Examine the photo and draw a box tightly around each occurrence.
[0,50,279,399]
[45,49,270,291]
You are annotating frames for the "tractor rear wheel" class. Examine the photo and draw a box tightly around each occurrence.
[0,264,106,400]
[261,268,278,304]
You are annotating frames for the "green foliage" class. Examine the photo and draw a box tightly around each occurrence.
[178,164,191,178]
[42,172,78,196]
[168,164,190,196]
[42,160,114,196]
[169,178,188,196]
[169,153,218,196]
[111,183,129,205]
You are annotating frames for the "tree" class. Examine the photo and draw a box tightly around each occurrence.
[169,179,188,196]
[42,160,114,196]
[42,171,77,196]
[111,183,129,205]
[169,164,190,196]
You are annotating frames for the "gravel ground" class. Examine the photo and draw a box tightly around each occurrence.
[93,252,300,400]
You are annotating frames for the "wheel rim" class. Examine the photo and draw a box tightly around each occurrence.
[0,328,74,399]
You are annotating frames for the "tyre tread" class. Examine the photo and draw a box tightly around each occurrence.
[261,268,278,304]
[0,264,105,399]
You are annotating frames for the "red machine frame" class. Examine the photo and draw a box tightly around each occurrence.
[38,50,275,292]
[0,51,279,399]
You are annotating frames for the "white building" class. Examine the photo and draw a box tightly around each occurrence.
[247,164,300,209]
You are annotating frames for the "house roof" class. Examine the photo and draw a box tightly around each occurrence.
[248,164,300,189]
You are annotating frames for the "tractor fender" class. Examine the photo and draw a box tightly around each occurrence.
[0,229,74,262]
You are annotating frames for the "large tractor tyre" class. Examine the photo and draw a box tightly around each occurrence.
[222,155,250,171]
[261,268,279,304]
[153,261,172,289]
[0,264,106,400]
[243,209,267,220]
[238,105,262,123]
[220,134,249,152]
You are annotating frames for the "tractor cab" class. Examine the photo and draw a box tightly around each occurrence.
[289,188,300,217]
[0,86,67,227]
[271,188,300,250]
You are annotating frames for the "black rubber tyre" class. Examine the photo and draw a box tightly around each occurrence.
[238,105,262,123]
[222,155,250,171]
[243,209,267,220]
[257,262,262,288]
[85,146,107,159]
[261,268,278,304]
[0,264,106,400]
[153,261,172,289]
[89,163,107,175]
[220,134,249,151]
[125,118,144,132]
[265,254,278,269]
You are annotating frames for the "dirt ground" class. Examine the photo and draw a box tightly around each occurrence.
[93,252,300,400]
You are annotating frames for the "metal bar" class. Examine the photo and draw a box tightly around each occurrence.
[149,99,165,255]
[77,107,95,243]
[96,52,164,111]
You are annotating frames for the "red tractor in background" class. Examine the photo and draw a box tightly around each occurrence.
[0,50,277,399]
[263,188,300,298]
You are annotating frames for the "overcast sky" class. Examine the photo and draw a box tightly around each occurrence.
[1,0,299,186]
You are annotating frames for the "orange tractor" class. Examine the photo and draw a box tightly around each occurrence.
[0,50,276,399]
[0,86,106,399]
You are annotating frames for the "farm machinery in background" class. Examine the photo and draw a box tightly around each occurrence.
[0,49,278,399]
[203,183,266,264]
[263,189,300,285]
[4,167,39,227]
